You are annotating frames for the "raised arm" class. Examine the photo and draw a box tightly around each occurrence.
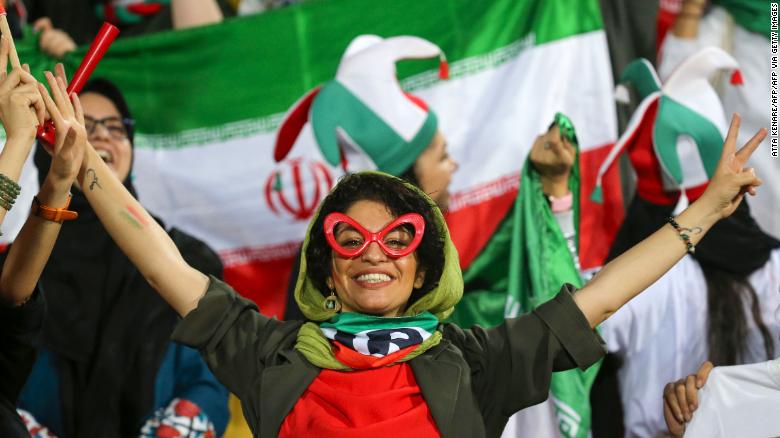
[0,38,45,229]
[0,69,89,305]
[574,114,765,327]
[0,40,63,306]
[671,0,706,39]
[64,76,208,316]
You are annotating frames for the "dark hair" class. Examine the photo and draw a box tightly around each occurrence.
[399,165,420,188]
[703,266,775,365]
[81,78,135,144]
[609,198,778,366]
[305,173,445,306]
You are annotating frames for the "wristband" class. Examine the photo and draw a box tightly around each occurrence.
[31,195,78,223]
[667,216,702,255]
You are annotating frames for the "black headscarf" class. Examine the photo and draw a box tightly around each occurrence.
[25,79,222,437]
[592,193,780,436]
[607,195,780,274]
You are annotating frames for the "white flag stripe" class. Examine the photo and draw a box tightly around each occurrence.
[129,31,615,257]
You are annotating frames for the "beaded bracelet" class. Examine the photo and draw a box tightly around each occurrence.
[0,173,21,193]
[0,173,20,212]
[668,216,702,255]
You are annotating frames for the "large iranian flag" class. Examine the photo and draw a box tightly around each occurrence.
[10,0,621,354]
[1,0,623,435]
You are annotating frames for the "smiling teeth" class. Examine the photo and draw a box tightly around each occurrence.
[97,150,113,163]
[356,273,391,283]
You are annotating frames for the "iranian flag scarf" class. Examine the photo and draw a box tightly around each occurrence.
[297,312,442,371]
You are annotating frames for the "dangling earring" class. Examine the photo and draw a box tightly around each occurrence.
[324,289,341,312]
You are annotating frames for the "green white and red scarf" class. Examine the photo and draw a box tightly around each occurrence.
[296,312,441,370]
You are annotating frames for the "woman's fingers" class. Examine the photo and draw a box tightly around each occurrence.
[696,362,713,388]
[55,75,73,118]
[663,382,685,423]
[674,379,692,421]
[44,71,67,112]
[685,374,699,411]
[749,177,764,196]
[28,88,46,126]
[733,168,760,188]
[55,63,68,84]
[12,83,47,126]
[0,68,22,93]
[18,69,40,87]
[663,400,685,437]
[56,75,67,95]
[71,92,84,124]
[38,82,63,127]
[734,128,767,167]
[720,113,741,161]
[0,36,9,75]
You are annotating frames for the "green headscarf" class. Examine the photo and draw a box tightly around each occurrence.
[293,172,463,370]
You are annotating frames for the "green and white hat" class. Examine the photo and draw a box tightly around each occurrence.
[593,47,742,213]
[274,35,448,176]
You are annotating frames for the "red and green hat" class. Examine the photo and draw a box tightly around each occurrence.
[593,47,742,212]
[274,35,448,176]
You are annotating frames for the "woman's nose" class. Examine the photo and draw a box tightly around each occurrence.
[360,241,387,263]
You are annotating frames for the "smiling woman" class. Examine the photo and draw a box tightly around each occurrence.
[71,110,766,437]
[305,175,445,318]
[77,79,135,181]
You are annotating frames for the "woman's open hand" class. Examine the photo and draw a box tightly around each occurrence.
[696,114,765,220]
[38,67,87,185]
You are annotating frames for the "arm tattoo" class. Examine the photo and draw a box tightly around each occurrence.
[86,168,102,191]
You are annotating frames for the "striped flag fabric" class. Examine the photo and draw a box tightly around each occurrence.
[6,0,623,320]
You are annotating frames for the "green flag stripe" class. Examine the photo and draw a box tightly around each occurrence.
[16,0,603,137]
[133,31,557,150]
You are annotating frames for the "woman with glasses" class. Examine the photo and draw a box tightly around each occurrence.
[66,69,765,438]
[11,76,229,438]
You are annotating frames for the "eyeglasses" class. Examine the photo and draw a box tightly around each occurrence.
[324,212,425,258]
[84,116,134,140]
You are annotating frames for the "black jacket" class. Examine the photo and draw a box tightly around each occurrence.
[0,290,45,437]
[173,277,605,437]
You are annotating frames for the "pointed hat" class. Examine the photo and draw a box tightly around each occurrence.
[274,35,448,176]
[593,47,741,211]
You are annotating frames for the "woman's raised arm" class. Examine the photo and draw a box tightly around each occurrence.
[574,114,765,328]
[0,68,86,305]
[66,74,208,316]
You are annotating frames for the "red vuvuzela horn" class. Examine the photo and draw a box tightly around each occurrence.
[37,22,119,145]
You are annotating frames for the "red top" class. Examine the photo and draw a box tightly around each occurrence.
[279,343,440,438]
